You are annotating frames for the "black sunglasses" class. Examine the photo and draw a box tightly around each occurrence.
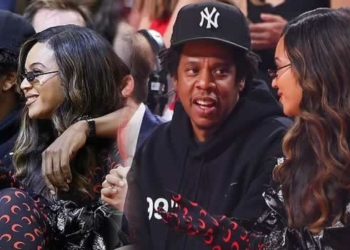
[22,71,59,82]
[268,63,291,79]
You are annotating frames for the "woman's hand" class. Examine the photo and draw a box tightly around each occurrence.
[101,166,130,212]
[42,105,137,194]
[42,120,88,194]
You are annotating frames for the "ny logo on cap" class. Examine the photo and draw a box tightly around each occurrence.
[199,7,220,29]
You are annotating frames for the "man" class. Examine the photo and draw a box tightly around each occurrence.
[23,0,91,32]
[113,30,165,166]
[125,2,292,249]
[0,10,35,167]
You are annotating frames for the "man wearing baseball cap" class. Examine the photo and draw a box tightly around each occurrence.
[126,2,292,249]
[0,10,35,168]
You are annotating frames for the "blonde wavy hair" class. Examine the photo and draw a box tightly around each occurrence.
[14,25,128,203]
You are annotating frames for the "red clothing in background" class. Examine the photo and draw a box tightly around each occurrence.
[150,17,170,35]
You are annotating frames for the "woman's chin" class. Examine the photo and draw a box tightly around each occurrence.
[283,107,299,117]
[28,109,52,120]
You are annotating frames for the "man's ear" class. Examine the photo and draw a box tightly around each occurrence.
[238,79,245,91]
[121,75,135,98]
[2,72,16,92]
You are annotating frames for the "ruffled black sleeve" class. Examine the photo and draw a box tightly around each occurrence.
[47,200,129,250]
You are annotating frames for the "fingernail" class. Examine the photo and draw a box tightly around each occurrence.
[66,179,71,183]
[50,190,56,195]
[119,181,125,187]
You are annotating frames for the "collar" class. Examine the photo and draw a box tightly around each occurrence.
[119,103,145,166]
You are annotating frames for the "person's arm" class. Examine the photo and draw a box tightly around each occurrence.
[249,13,287,50]
[158,191,337,250]
[158,191,266,250]
[42,105,137,193]
[331,0,350,8]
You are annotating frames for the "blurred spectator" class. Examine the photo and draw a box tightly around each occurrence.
[114,30,166,166]
[92,0,125,44]
[23,0,92,32]
[129,0,205,46]
[0,10,35,168]
[247,0,330,96]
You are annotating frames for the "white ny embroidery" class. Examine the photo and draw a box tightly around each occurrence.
[199,7,220,29]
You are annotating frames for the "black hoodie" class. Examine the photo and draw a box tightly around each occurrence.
[0,107,20,169]
[126,80,293,250]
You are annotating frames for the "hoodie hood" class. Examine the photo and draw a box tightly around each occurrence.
[170,79,284,159]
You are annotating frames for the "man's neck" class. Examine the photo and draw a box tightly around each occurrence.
[125,98,141,111]
[192,126,217,143]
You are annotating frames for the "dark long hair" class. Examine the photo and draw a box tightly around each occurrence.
[14,25,129,201]
[274,8,350,231]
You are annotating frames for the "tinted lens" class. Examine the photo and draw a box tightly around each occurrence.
[26,72,35,82]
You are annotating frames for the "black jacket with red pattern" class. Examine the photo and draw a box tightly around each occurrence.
[126,80,293,250]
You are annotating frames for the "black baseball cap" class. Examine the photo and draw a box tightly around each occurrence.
[0,10,35,55]
[170,2,251,51]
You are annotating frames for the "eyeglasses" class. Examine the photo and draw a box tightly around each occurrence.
[268,63,291,79]
[22,71,59,82]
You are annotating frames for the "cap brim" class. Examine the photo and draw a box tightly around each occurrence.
[170,37,250,51]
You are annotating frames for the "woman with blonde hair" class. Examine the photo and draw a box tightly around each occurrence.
[0,25,129,249]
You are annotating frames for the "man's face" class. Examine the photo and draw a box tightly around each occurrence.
[174,40,244,142]
[32,8,86,32]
